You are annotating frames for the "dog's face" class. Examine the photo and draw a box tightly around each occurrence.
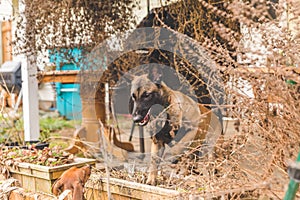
[129,74,162,126]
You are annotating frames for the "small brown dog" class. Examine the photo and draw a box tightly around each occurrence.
[52,165,92,200]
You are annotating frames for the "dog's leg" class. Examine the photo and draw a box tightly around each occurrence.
[168,104,182,138]
[52,178,63,196]
[146,138,165,185]
[72,181,84,200]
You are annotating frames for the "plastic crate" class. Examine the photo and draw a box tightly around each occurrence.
[0,61,22,90]
[56,83,81,120]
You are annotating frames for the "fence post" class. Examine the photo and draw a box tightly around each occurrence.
[22,55,40,142]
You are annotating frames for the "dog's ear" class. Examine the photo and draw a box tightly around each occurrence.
[120,71,136,82]
[154,81,162,89]
[148,67,162,88]
[129,96,134,115]
[152,77,162,89]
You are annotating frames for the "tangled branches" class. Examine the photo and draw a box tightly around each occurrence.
[13,0,137,56]
[11,0,300,199]
[99,0,300,199]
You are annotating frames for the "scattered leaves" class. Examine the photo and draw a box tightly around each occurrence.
[0,145,74,167]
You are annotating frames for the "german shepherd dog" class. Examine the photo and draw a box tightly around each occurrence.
[129,74,222,185]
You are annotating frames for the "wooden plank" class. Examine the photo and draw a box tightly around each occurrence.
[38,70,80,83]
[36,178,52,193]
[38,70,103,83]
[22,174,35,192]
[1,21,12,63]
[11,158,96,173]
[86,177,180,200]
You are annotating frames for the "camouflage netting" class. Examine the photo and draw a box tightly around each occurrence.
[13,0,300,199]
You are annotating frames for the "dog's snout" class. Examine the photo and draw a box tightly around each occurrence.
[133,114,143,122]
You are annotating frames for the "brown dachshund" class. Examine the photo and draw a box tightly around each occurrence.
[52,165,91,200]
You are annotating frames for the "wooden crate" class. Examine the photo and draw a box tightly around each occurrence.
[8,158,96,194]
[86,176,180,200]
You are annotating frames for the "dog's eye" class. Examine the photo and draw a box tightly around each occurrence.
[142,92,151,98]
[132,93,136,100]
